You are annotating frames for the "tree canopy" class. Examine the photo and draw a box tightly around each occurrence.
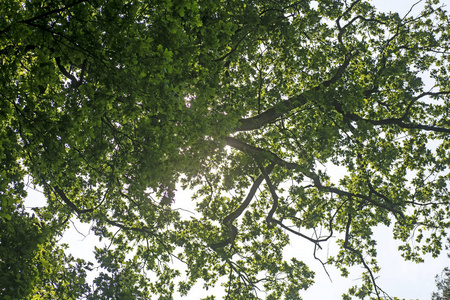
[432,242,450,300]
[1,0,450,299]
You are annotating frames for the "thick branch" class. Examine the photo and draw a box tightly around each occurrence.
[223,163,275,225]
[209,225,238,250]
[210,163,275,250]
[53,185,94,215]
[236,95,307,131]
[55,57,87,88]
[235,52,353,132]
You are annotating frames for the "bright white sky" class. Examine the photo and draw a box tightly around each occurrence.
[24,0,449,299]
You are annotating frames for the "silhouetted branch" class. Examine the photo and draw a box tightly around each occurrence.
[210,163,275,249]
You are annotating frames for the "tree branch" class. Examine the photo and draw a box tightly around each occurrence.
[333,90,450,134]
[254,159,278,225]
[235,52,353,131]
[223,163,275,225]
[235,94,308,131]
[52,185,94,215]
[0,1,89,37]
[210,163,275,250]
[55,57,87,88]
[22,1,89,24]
[226,137,405,217]
[343,211,381,300]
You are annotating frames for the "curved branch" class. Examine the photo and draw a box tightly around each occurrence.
[214,26,254,62]
[55,57,87,88]
[0,0,89,36]
[210,163,275,250]
[401,91,450,120]
[225,137,299,170]
[104,219,154,235]
[268,190,347,247]
[270,218,323,245]
[223,163,275,225]
[341,110,450,134]
[209,225,238,250]
[20,1,89,25]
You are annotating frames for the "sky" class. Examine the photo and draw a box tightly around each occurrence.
[23,0,450,299]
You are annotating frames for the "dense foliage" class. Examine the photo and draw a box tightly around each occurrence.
[1,0,450,299]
